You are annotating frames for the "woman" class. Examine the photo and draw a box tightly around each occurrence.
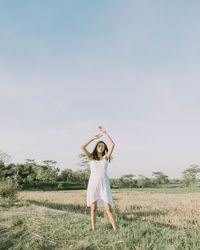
[81,126,117,232]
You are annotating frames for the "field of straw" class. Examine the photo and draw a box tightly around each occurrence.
[1,188,200,249]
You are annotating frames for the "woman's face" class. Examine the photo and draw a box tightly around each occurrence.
[97,143,105,153]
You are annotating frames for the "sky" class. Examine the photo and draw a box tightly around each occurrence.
[0,0,200,179]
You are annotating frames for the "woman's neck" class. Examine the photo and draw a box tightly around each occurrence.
[97,153,103,159]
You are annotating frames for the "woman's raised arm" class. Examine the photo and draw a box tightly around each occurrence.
[98,126,115,159]
[81,133,102,159]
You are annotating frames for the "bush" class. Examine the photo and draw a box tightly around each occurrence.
[57,183,63,190]
[0,178,21,200]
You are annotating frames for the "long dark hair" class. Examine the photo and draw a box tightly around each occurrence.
[90,140,113,162]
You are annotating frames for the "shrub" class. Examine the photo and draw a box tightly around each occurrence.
[0,178,21,200]
[57,183,63,190]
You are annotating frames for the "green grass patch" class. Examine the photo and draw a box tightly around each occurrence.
[115,186,200,194]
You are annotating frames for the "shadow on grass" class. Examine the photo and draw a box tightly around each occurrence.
[121,217,181,230]
[123,210,167,218]
[26,200,183,231]
[122,204,167,218]
[120,210,182,230]
[111,204,183,230]
[26,200,105,217]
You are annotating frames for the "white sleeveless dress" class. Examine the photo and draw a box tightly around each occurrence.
[86,156,114,208]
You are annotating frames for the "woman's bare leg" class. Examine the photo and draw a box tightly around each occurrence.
[104,201,117,231]
[90,200,97,231]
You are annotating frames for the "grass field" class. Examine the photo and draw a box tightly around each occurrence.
[1,187,200,249]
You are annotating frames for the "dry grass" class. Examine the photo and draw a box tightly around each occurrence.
[19,189,200,229]
[1,188,200,249]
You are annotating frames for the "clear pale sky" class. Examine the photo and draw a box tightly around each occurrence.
[0,1,200,179]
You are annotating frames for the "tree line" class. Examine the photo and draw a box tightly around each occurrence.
[0,151,200,190]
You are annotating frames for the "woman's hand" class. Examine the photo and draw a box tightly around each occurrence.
[93,133,103,139]
[98,126,107,134]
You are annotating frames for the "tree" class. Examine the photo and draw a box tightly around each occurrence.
[152,172,169,185]
[182,164,200,186]
[24,160,37,181]
[119,174,135,187]
[14,164,33,184]
[137,175,152,188]
[74,168,90,187]
[0,161,6,180]
[42,160,57,168]
[34,160,60,183]
[25,159,36,165]
[35,164,59,183]
[121,174,135,180]
[120,174,135,187]
[59,169,73,182]
[76,153,90,168]
[0,150,11,165]
[0,161,17,180]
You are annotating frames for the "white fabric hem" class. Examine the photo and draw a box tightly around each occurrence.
[87,198,114,208]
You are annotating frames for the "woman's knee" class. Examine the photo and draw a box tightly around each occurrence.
[91,201,97,212]
[105,207,112,213]
[103,201,112,213]
[91,206,97,212]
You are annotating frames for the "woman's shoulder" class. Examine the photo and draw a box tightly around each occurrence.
[88,155,107,161]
